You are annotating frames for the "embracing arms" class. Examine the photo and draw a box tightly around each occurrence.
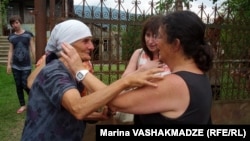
[59,43,164,120]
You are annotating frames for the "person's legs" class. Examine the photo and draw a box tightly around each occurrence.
[22,69,31,95]
[12,68,26,113]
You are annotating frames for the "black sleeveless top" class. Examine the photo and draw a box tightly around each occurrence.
[138,71,213,125]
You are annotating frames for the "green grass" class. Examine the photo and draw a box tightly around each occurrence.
[93,63,126,84]
[0,65,27,141]
[93,64,126,72]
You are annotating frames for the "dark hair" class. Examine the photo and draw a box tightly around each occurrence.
[161,10,214,72]
[141,15,163,60]
[9,15,23,25]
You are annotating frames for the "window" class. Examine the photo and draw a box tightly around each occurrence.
[103,39,109,51]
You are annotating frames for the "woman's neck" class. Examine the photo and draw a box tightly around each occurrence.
[152,52,159,60]
[15,29,24,35]
[171,60,202,74]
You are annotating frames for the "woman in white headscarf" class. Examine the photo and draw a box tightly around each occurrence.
[27,20,94,96]
[21,19,163,141]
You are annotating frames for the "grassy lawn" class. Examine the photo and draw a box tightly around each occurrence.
[0,65,27,141]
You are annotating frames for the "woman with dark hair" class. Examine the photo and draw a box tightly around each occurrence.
[122,15,170,78]
[7,15,36,114]
[121,15,171,124]
[62,10,214,124]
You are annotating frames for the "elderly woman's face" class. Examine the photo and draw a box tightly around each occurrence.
[72,37,94,61]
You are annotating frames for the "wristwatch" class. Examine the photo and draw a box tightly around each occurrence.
[76,70,89,82]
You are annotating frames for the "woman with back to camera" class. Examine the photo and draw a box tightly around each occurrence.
[110,10,214,124]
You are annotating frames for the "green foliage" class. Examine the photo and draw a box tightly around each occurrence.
[221,0,250,18]
[155,0,219,14]
[155,0,194,13]
[121,25,141,61]
[156,0,174,14]
[0,0,11,26]
[217,0,250,60]
[212,0,219,4]
[121,15,155,61]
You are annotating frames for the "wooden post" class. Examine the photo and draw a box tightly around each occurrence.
[34,0,47,62]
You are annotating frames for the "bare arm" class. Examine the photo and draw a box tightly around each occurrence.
[121,49,142,77]
[61,43,162,91]
[61,68,163,120]
[60,42,164,120]
[108,74,190,118]
[122,49,162,78]
[84,106,110,121]
[7,43,13,74]
[30,37,36,61]
[27,58,45,89]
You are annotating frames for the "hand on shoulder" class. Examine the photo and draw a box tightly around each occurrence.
[124,68,164,88]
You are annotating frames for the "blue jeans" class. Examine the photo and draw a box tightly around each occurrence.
[12,68,31,106]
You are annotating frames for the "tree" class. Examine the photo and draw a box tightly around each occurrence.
[221,0,250,18]
[155,0,219,14]
[121,15,151,61]
[0,0,11,35]
[155,0,193,14]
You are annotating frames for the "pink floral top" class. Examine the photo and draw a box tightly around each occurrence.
[137,48,171,76]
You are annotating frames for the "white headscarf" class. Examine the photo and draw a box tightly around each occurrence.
[45,19,92,54]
